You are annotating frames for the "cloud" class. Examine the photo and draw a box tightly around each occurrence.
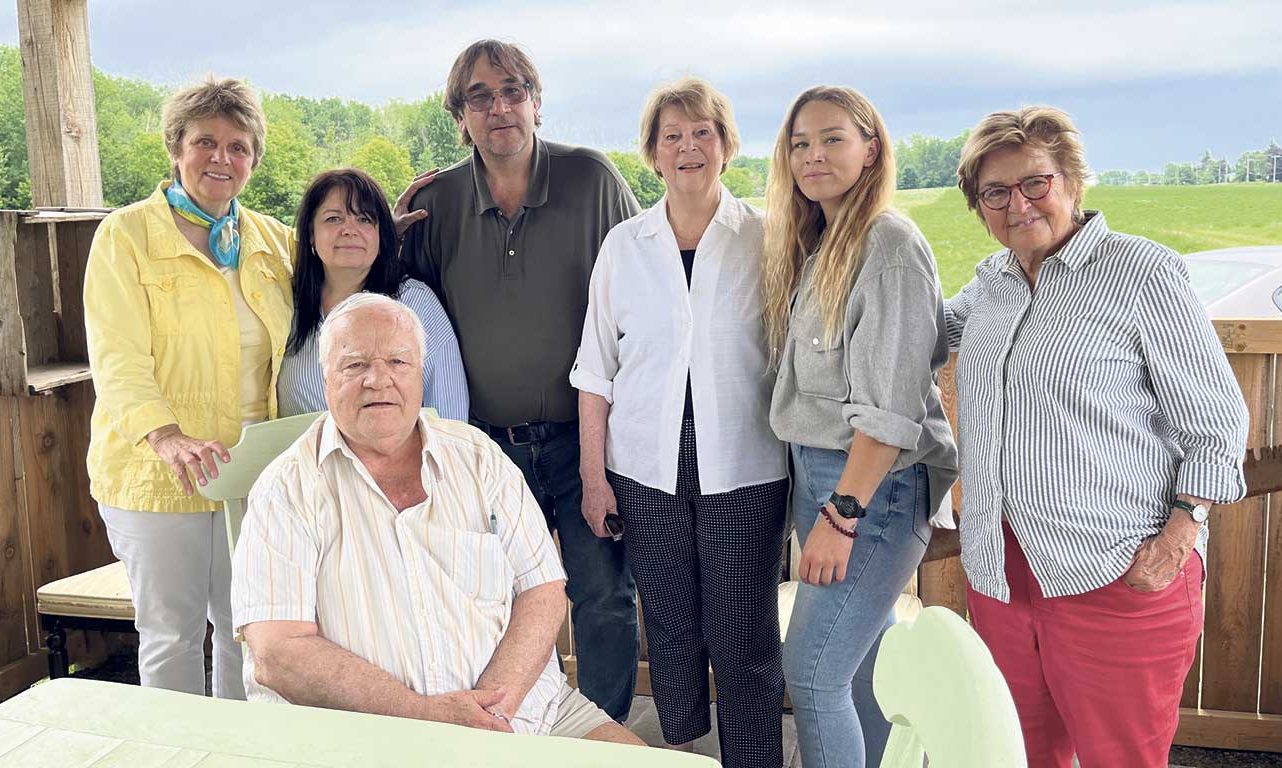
[0,0,1273,167]
[255,0,1280,102]
[2,1,1274,103]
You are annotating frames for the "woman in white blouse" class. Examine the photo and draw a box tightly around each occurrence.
[572,78,788,768]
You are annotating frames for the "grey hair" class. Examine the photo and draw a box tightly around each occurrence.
[318,292,427,375]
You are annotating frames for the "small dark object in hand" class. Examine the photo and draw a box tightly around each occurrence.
[604,513,625,542]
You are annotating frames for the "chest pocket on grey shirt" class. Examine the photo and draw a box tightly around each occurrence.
[791,314,849,401]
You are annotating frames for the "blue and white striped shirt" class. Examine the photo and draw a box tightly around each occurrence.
[946,212,1248,601]
[277,278,470,421]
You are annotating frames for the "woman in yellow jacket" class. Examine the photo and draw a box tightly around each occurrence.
[84,78,293,698]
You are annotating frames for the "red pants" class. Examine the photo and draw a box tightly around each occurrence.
[967,524,1203,768]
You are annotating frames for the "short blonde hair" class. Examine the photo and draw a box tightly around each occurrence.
[957,106,1088,223]
[638,77,740,177]
[161,77,267,176]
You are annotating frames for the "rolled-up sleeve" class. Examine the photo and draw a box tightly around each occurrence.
[231,461,321,633]
[1135,257,1248,503]
[84,217,178,446]
[569,242,619,403]
[842,264,942,450]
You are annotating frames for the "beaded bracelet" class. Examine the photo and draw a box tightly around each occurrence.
[821,505,858,539]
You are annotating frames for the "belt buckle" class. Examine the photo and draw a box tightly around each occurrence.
[505,424,533,446]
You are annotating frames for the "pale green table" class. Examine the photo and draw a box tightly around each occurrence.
[0,679,718,767]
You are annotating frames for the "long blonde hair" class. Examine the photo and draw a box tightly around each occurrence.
[762,86,896,362]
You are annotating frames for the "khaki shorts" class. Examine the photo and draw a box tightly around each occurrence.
[548,682,614,739]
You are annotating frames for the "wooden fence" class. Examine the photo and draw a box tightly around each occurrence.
[911,331,1282,752]
[1171,322,1282,751]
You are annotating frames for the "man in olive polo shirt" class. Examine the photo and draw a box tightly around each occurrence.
[400,39,641,722]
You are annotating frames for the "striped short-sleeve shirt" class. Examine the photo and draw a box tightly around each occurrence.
[231,411,568,734]
[946,212,1248,601]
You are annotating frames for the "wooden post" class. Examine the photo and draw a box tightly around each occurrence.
[16,0,103,208]
[0,0,112,698]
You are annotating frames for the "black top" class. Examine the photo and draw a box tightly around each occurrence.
[680,247,696,286]
[401,138,641,426]
[681,248,696,420]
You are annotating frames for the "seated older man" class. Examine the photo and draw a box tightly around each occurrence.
[230,292,642,744]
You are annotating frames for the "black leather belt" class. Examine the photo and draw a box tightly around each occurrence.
[473,419,577,446]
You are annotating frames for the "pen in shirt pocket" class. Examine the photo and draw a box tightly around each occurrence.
[489,511,500,536]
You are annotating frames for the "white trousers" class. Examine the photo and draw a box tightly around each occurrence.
[98,504,245,699]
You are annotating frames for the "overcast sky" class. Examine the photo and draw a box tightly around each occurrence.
[1,0,1277,170]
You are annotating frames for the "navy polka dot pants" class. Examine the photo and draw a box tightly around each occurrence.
[608,418,788,767]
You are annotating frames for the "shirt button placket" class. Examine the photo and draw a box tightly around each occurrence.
[500,215,518,278]
[396,519,433,680]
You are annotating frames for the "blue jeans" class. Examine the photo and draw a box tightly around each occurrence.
[492,426,639,721]
[784,444,931,768]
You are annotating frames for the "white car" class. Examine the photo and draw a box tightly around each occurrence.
[1184,246,1282,318]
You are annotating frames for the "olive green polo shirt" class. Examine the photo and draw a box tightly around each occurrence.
[402,138,640,426]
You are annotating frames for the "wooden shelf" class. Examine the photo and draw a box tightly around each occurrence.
[26,362,91,393]
[20,209,110,224]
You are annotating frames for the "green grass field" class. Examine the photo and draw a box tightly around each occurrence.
[746,183,1282,297]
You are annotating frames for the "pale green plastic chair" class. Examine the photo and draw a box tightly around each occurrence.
[874,605,1026,767]
[199,411,324,555]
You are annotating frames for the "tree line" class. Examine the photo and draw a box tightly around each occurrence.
[0,47,1274,220]
[1096,143,1282,186]
[0,47,968,217]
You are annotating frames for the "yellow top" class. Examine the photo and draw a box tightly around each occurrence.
[221,266,272,425]
[85,181,295,513]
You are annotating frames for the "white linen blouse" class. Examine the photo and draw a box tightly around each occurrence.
[571,186,786,495]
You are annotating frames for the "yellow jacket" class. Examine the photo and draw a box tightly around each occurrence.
[85,182,295,512]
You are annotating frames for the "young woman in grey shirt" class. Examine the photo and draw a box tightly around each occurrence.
[761,86,958,768]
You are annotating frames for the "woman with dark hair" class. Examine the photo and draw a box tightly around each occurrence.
[277,168,468,418]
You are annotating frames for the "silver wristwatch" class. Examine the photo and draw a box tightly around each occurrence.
[1172,499,1209,524]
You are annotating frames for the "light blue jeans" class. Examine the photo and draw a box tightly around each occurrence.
[783,444,931,768]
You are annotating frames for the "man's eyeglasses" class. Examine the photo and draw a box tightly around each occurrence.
[463,83,533,113]
[978,173,1062,211]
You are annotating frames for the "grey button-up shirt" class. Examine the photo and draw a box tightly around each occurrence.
[402,138,640,426]
[946,212,1248,601]
[769,211,959,520]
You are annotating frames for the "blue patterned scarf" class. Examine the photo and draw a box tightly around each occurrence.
[165,180,241,268]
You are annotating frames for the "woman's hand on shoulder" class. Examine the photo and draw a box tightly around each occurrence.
[393,169,440,238]
[145,424,230,496]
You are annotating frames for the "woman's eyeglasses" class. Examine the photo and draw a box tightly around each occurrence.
[978,173,1061,210]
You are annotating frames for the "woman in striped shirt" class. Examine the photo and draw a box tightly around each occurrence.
[947,107,1249,768]
[277,168,468,419]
